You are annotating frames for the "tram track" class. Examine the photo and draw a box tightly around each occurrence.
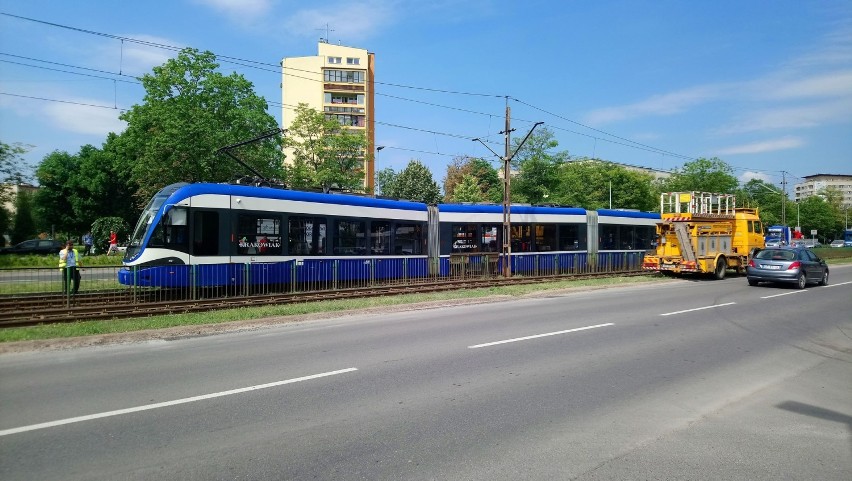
[0,271,651,327]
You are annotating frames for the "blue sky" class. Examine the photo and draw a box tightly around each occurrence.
[1,0,850,193]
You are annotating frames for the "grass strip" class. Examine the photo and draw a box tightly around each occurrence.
[0,276,655,343]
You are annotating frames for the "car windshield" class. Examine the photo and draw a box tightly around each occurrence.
[755,249,796,261]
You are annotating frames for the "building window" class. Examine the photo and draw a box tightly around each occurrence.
[346,57,360,65]
[327,56,341,64]
[324,69,364,84]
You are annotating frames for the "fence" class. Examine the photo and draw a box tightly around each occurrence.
[0,250,647,312]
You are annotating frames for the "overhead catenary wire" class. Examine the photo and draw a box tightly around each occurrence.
[1,11,790,181]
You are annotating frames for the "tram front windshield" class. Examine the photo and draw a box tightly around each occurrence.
[125,183,186,258]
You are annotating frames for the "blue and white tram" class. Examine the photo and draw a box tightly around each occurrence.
[119,183,430,287]
[119,182,660,288]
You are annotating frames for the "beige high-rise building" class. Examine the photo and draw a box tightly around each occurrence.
[794,174,852,208]
[282,41,376,190]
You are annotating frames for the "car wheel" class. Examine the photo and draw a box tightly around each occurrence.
[747,278,759,286]
[818,270,829,286]
[714,258,726,280]
[796,273,807,289]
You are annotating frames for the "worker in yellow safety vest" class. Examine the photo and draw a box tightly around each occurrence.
[59,240,82,295]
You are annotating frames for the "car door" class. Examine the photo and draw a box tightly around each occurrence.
[800,249,818,280]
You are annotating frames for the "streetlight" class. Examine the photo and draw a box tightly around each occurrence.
[373,146,385,196]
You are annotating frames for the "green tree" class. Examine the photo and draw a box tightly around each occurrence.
[737,179,785,227]
[553,159,655,210]
[10,190,36,243]
[283,103,366,192]
[385,160,441,204]
[91,217,130,253]
[0,141,34,242]
[443,156,501,203]
[375,167,398,197]
[452,174,486,203]
[34,150,82,234]
[510,128,568,204]
[119,48,282,203]
[655,157,739,194]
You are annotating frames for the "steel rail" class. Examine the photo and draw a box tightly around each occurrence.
[0,271,650,328]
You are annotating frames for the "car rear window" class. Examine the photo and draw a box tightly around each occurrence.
[755,249,795,261]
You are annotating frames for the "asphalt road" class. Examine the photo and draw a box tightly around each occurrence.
[1,267,850,480]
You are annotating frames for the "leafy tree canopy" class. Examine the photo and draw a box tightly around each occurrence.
[443,156,501,203]
[283,103,366,192]
[34,150,81,234]
[655,157,739,194]
[0,141,34,206]
[119,48,282,203]
[383,160,442,204]
[553,159,656,210]
[510,127,568,205]
[452,174,486,203]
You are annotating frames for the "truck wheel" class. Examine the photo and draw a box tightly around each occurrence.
[714,258,726,280]
[796,273,807,289]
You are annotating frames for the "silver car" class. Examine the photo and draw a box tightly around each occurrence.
[746,247,829,289]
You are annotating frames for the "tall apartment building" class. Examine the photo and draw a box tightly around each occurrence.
[281,41,376,190]
[794,174,852,208]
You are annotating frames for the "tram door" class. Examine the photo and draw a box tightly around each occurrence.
[190,210,220,258]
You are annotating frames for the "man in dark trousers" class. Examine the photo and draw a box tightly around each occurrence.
[59,240,82,295]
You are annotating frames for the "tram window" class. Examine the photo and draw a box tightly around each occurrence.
[370,221,391,255]
[288,216,326,256]
[394,223,424,255]
[559,224,581,250]
[535,224,557,252]
[452,224,478,253]
[334,219,366,255]
[192,211,219,256]
[237,214,282,255]
[636,226,655,250]
[481,225,499,252]
[600,225,618,250]
[511,224,532,252]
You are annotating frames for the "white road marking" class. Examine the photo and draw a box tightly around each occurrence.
[468,323,614,349]
[0,367,358,437]
[824,281,852,288]
[660,302,736,316]
[760,290,809,299]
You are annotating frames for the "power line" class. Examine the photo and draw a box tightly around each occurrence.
[0,92,121,110]
[0,11,718,169]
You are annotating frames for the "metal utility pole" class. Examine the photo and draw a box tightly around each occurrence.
[781,172,787,226]
[473,100,542,277]
[502,102,513,277]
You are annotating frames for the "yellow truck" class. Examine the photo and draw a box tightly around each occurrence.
[643,192,765,279]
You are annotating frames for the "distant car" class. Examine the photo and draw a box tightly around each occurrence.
[801,239,821,248]
[0,239,64,255]
[746,246,829,289]
[764,238,783,247]
[830,240,846,248]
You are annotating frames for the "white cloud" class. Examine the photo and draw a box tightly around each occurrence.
[715,137,805,156]
[739,171,774,184]
[44,101,126,136]
[191,0,273,20]
[718,97,852,134]
[584,85,727,125]
[756,70,852,100]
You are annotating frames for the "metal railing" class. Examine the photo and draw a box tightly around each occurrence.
[0,251,647,314]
